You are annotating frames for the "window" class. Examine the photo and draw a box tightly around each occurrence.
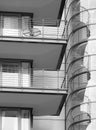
[3,15,19,36]
[1,109,30,130]
[2,62,19,87]
[2,63,19,73]
[0,12,33,37]
[0,61,31,87]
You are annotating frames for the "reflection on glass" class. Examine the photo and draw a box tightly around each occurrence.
[0,62,30,88]
[2,117,18,130]
[22,118,29,130]
[3,16,19,36]
[1,109,30,130]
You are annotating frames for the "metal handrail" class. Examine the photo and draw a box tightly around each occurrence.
[73,112,91,123]
[0,15,66,40]
[0,63,66,90]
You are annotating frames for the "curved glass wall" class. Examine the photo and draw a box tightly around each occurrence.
[65,0,96,130]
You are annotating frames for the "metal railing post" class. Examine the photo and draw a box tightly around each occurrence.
[19,62,22,88]
[18,16,22,37]
[0,14,3,37]
[57,19,59,39]
[30,62,33,88]
[57,70,59,89]
[0,62,2,88]
[43,69,44,89]
[42,19,44,38]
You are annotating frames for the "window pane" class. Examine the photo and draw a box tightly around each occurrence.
[0,62,31,87]
[3,16,18,29]
[22,62,30,87]
[2,63,19,87]
[3,16,19,36]
[2,116,18,130]
[22,118,29,130]
[2,63,19,73]
[2,73,19,87]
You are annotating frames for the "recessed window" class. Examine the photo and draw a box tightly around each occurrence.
[0,61,31,87]
[1,109,30,130]
[2,63,19,73]
[3,16,19,36]
[0,12,33,37]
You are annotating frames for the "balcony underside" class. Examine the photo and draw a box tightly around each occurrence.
[0,40,66,70]
[0,0,65,23]
[0,88,67,116]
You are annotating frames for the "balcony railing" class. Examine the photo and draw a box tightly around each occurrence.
[0,15,66,40]
[0,61,66,90]
[0,70,65,90]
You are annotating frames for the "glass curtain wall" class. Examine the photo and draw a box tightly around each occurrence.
[65,0,96,130]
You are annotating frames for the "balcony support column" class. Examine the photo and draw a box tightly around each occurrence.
[30,109,33,130]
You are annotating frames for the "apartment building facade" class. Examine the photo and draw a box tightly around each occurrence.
[0,0,67,130]
[1,0,96,130]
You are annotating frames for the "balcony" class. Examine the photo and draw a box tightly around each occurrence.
[0,59,67,116]
[0,12,66,40]
[0,12,67,70]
